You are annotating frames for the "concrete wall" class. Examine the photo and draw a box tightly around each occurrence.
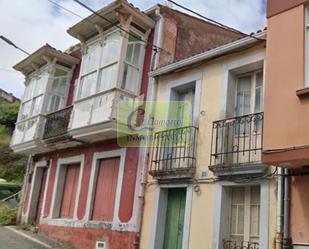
[267,0,309,18]
[23,141,140,249]
[291,174,309,244]
[140,45,278,249]
[263,4,309,167]
[156,7,243,68]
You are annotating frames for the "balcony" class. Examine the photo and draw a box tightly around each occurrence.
[41,106,81,152]
[209,113,267,177]
[223,240,259,249]
[150,126,198,180]
[11,115,48,154]
[69,88,137,143]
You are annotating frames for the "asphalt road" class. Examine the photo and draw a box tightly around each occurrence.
[0,227,50,249]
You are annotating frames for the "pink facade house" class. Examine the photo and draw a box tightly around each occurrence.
[10,1,243,248]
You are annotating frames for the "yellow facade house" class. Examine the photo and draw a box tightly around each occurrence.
[140,29,279,249]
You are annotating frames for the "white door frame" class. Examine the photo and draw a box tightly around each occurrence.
[212,180,269,249]
[149,184,193,249]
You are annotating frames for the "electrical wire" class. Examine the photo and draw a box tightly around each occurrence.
[72,0,166,53]
[166,0,266,42]
[0,36,30,55]
[47,0,95,25]
[0,68,20,73]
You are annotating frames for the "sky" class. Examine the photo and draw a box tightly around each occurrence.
[0,0,266,99]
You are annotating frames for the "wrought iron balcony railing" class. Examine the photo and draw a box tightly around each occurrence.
[43,106,72,140]
[210,113,263,170]
[223,240,259,249]
[150,126,198,178]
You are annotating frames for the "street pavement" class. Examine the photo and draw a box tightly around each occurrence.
[0,227,64,249]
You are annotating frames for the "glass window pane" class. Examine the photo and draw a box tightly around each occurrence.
[238,205,245,234]
[101,31,120,66]
[98,64,117,92]
[255,88,261,113]
[79,72,97,99]
[35,71,48,96]
[126,44,134,62]
[122,63,139,93]
[232,187,245,204]
[82,41,100,74]
[128,32,141,42]
[231,205,237,234]
[24,78,35,101]
[32,96,43,115]
[54,68,68,77]
[49,95,61,112]
[21,101,32,120]
[133,44,141,66]
[256,72,263,87]
[251,186,260,204]
[250,205,260,237]
[236,76,252,116]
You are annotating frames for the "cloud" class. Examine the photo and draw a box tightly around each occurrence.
[0,0,266,98]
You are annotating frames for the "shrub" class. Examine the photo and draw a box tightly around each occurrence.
[0,205,18,225]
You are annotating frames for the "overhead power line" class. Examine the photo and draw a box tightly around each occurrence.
[47,0,85,20]
[166,0,266,42]
[0,68,19,73]
[72,0,166,53]
[0,36,30,55]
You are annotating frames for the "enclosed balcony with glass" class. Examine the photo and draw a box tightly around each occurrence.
[11,44,79,153]
[66,0,155,143]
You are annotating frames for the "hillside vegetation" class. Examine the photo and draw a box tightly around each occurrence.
[0,102,27,184]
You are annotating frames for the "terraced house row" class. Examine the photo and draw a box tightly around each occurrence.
[11,0,309,249]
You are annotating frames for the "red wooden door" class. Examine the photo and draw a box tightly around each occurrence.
[91,157,120,221]
[35,168,48,224]
[59,164,80,218]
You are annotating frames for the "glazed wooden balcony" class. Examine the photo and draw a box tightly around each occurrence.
[69,88,137,143]
[209,113,266,177]
[150,126,198,180]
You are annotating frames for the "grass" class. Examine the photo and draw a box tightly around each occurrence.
[0,206,18,226]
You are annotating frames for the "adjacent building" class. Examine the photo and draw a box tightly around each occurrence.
[139,27,278,249]
[263,0,309,248]
[11,1,243,248]
[0,88,20,103]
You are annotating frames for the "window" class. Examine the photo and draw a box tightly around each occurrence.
[76,30,145,100]
[235,71,263,116]
[19,70,48,121]
[121,33,143,93]
[48,68,69,112]
[78,31,121,99]
[229,186,260,243]
[235,71,263,134]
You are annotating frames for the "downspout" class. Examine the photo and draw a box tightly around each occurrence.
[275,167,283,249]
[17,155,33,223]
[283,168,292,249]
[135,7,162,249]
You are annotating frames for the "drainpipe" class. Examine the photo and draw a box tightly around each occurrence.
[283,168,292,249]
[17,155,33,223]
[275,167,283,249]
[135,7,162,248]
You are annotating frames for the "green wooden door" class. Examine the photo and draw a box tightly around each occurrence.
[163,188,186,249]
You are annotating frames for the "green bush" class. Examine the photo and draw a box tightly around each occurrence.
[0,206,18,225]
